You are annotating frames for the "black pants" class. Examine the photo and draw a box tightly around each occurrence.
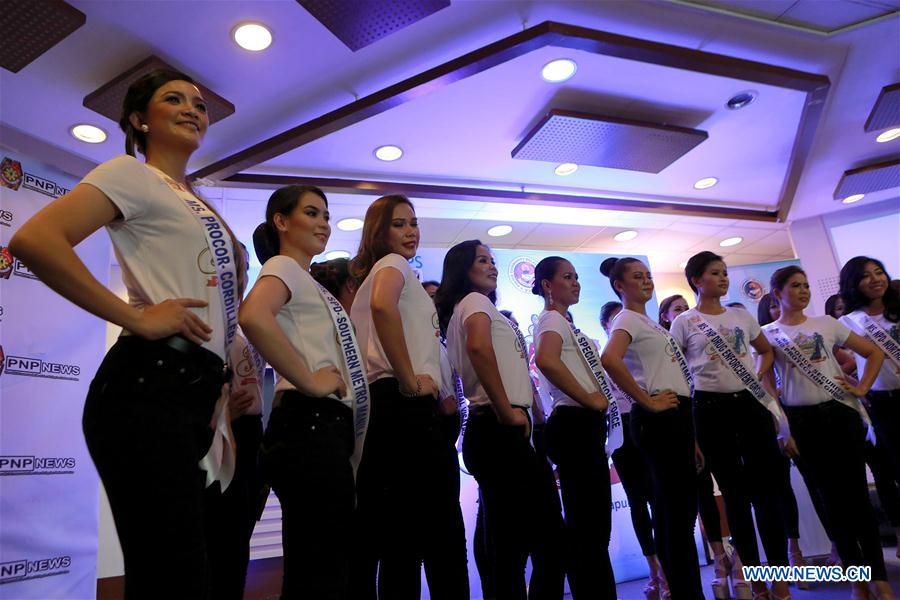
[868,389,900,474]
[697,467,723,544]
[83,336,225,599]
[631,398,704,599]
[694,391,788,568]
[785,401,887,581]
[204,414,264,599]
[865,437,900,527]
[545,406,615,599]
[778,452,832,540]
[262,393,355,599]
[352,378,469,600]
[611,412,656,556]
[463,408,565,600]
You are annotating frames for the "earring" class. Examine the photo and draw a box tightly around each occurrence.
[140,124,149,133]
[547,289,554,307]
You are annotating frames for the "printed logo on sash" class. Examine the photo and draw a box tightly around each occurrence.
[638,313,694,395]
[688,313,790,439]
[847,311,900,374]
[768,325,873,438]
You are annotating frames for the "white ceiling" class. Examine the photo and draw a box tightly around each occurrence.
[1,0,898,272]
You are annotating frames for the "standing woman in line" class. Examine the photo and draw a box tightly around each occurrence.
[349,195,468,599]
[10,70,244,597]
[599,257,705,599]
[839,256,900,473]
[601,301,669,599]
[671,252,792,600]
[239,185,367,599]
[436,240,565,600]
[532,256,615,599]
[763,266,893,600]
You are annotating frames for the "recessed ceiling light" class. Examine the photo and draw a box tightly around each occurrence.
[337,218,364,231]
[726,90,758,110]
[554,162,578,176]
[70,124,106,144]
[374,145,403,161]
[325,250,351,260]
[541,59,577,83]
[487,225,512,237]
[233,23,272,51]
[720,236,743,247]
[694,177,718,190]
[876,128,900,143]
[614,230,638,242]
[841,194,865,204]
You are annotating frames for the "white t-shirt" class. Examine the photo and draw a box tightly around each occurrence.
[350,253,440,386]
[230,327,264,416]
[610,309,691,398]
[439,343,457,402]
[535,309,598,408]
[82,155,230,359]
[762,316,851,407]
[447,292,533,408]
[260,255,354,407]
[671,307,762,393]
[840,311,900,391]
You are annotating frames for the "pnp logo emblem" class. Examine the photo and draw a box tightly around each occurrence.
[12,259,38,280]
[0,209,12,227]
[0,456,76,475]
[0,247,12,280]
[0,556,71,583]
[741,278,765,302]
[0,157,23,191]
[508,257,536,294]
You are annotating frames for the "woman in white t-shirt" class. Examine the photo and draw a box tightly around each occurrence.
[436,240,565,600]
[239,185,362,599]
[763,265,893,600]
[839,256,900,475]
[348,195,468,599]
[671,251,792,600]
[10,70,245,596]
[598,257,703,599]
[531,256,614,599]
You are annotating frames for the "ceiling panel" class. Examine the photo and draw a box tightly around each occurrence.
[450,220,540,247]
[781,0,890,30]
[737,230,794,256]
[518,223,602,248]
[720,253,774,266]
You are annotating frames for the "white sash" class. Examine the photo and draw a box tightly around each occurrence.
[567,324,624,454]
[639,313,694,396]
[506,315,537,423]
[768,326,873,436]
[453,368,468,454]
[688,314,790,440]
[146,165,239,490]
[847,311,900,373]
[300,269,370,476]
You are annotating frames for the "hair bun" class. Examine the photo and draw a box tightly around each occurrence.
[599,257,618,278]
[531,280,542,296]
[252,222,275,265]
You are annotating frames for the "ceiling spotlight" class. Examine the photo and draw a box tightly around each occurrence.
[487,225,513,237]
[541,59,577,83]
[614,230,638,242]
[374,145,403,161]
[325,250,351,260]
[876,128,900,143]
[232,23,272,51]
[694,177,718,190]
[841,194,865,204]
[554,162,578,176]
[337,218,364,231]
[720,236,743,247]
[70,124,107,144]
[726,90,758,110]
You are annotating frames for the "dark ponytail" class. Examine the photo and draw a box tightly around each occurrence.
[253,185,328,265]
